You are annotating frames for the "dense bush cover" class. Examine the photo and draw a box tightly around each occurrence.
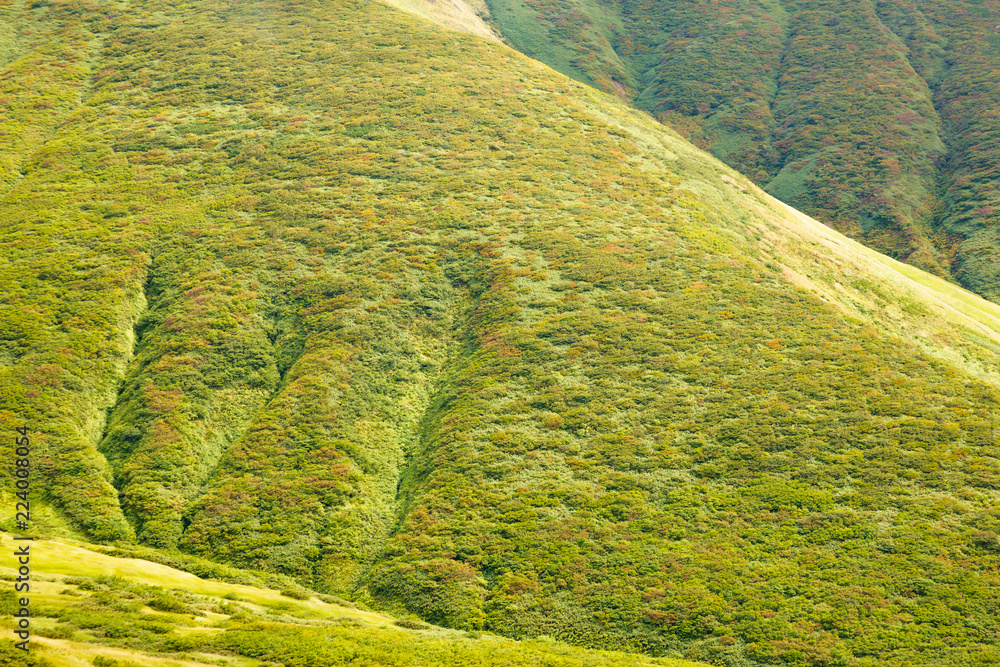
[364,225,1000,664]
[2,0,1000,666]
[486,0,1000,296]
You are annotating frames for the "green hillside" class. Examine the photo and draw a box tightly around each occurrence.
[2,0,1000,665]
[0,533,707,667]
[484,0,1000,299]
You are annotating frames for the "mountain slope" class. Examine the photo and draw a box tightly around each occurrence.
[1,0,1000,665]
[483,0,1000,299]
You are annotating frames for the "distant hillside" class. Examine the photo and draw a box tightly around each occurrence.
[2,0,1000,665]
[484,0,1000,301]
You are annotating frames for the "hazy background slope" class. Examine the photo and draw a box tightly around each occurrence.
[1,0,1000,665]
[483,0,1000,301]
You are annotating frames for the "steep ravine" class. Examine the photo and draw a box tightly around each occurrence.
[98,234,282,549]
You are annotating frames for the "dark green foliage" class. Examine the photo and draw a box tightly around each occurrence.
[92,657,145,667]
[0,588,19,615]
[281,588,311,600]
[213,623,690,666]
[0,643,53,667]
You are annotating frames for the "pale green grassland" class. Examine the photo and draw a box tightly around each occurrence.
[380,0,502,43]
[0,533,709,667]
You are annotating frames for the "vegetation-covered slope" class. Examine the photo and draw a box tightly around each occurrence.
[0,533,705,667]
[484,0,1000,299]
[2,0,1000,665]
